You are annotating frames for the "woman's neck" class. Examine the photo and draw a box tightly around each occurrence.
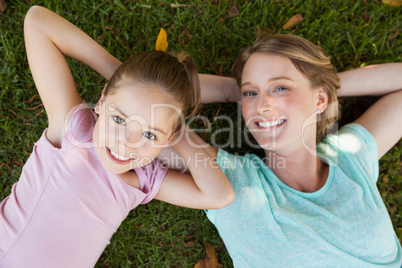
[264,143,329,193]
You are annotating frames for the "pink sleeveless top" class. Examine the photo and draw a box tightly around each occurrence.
[0,103,167,267]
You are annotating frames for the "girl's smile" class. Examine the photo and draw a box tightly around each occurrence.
[93,83,178,174]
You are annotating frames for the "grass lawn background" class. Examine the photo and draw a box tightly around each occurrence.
[0,0,401,267]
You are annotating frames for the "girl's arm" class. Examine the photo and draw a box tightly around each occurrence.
[154,128,235,209]
[24,6,121,147]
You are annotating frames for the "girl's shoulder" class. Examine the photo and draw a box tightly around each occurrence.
[40,101,96,149]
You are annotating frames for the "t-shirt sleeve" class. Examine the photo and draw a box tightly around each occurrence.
[327,123,379,184]
[136,159,168,204]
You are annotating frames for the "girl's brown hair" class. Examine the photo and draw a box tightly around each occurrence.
[105,50,200,133]
[232,30,340,142]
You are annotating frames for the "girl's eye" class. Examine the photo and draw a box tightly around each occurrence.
[142,131,157,140]
[113,116,126,125]
[274,87,288,92]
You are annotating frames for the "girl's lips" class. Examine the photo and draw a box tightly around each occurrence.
[106,147,131,165]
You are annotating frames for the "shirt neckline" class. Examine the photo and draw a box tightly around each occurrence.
[249,153,335,198]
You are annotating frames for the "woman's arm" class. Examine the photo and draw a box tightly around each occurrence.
[199,74,241,103]
[24,6,121,147]
[337,63,402,97]
[198,63,402,103]
[338,63,402,158]
[354,90,402,159]
[154,128,235,209]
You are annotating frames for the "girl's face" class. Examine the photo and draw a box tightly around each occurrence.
[241,53,327,153]
[93,84,178,174]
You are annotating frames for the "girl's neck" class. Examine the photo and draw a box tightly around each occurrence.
[264,143,329,193]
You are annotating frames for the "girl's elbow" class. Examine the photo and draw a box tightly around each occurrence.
[215,188,235,209]
[24,6,47,32]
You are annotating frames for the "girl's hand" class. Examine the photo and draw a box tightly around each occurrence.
[24,6,120,147]
[154,126,235,209]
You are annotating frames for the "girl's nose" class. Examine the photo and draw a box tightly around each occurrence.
[123,128,144,149]
[256,94,273,114]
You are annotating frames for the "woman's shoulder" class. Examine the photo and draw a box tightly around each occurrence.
[216,148,265,174]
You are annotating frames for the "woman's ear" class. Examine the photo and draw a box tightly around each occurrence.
[94,84,107,114]
[316,87,329,114]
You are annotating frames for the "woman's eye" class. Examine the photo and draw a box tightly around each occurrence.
[274,87,288,92]
[113,116,126,125]
[142,131,156,140]
[242,91,257,97]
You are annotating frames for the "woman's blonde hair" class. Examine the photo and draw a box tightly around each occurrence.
[232,30,340,142]
[105,50,200,133]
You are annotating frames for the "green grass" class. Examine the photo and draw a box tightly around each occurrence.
[0,0,401,267]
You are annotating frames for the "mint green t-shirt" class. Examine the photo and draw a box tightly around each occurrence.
[206,124,401,267]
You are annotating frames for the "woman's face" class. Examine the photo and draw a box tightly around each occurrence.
[241,53,326,153]
[93,83,178,174]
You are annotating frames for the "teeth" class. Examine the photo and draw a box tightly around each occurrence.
[110,149,130,161]
[258,120,285,128]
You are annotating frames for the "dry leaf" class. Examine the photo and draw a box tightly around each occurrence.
[27,94,37,104]
[194,242,218,268]
[155,28,168,52]
[171,3,193,8]
[388,30,399,40]
[26,103,43,110]
[228,5,239,18]
[282,14,303,30]
[0,0,6,13]
[381,0,402,6]
[382,174,388,185]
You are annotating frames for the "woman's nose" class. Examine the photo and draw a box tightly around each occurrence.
[256,94,273,114]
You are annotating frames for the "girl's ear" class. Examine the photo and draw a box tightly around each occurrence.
[316,87,329,114]
[165,130,180,146]
[94,84,107,114]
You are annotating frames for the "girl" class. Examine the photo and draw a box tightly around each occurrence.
[200,32,402,266]
[0,6,234,267]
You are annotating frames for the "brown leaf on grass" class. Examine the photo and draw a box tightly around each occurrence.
[0,162,10,171]
[388,30,399,40]
[382,174,388,186]
[26,103,43,110]
[194,242,218,268]
[27,94,37,104]
[183,25,193,41]
[185,240,196,248]
[390,206,397,216]
[0,0,6,13]
[381,0,402,6]
[171,3,193,8]
[282,14,303,30]
[227,5,239,18]
[13,161,24,166]
[35,107,44,117]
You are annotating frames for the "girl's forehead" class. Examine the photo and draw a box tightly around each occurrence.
[103,87,179,133]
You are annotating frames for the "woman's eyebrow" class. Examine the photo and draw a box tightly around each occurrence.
[241,76,294,89]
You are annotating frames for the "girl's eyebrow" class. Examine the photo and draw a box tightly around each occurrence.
[114,106,168,135]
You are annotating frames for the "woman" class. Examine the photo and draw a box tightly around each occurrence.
[200,31,402,267]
